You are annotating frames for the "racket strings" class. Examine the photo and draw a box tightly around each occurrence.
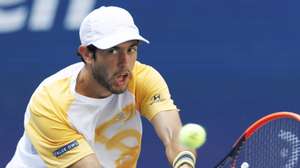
[236,118,300,168]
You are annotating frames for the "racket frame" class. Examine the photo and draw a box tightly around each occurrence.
[214,111,300,168]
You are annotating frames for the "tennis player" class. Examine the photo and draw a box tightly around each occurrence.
[6,6,196,168]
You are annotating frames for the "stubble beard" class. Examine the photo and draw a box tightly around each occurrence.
[91,64,129,95]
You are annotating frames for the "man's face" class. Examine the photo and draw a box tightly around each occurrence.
[90,40,138,94]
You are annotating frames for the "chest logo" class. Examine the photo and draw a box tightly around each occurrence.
[95,103,141,168]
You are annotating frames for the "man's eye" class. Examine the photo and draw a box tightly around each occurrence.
[129,47,137,53]
[106,48,118,54]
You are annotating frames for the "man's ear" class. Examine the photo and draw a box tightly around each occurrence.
[78,45,94,64]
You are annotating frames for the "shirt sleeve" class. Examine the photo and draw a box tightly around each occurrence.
[135,63,178,121]
[25,84,94,168]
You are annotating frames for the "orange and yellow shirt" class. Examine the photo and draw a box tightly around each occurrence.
[6,61,177,168]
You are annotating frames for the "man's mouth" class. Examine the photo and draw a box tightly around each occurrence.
[114,72,130,87]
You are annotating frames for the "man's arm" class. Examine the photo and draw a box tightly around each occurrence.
[68,154,102,168]
[150,110,197,168]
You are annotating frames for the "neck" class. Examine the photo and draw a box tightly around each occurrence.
[76,67,112,99]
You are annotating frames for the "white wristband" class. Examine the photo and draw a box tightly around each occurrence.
[172,151,196,168]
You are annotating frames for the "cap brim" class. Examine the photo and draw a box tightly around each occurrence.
[91,31,149,49]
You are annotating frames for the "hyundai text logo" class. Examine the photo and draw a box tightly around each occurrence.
[0,0,97,33]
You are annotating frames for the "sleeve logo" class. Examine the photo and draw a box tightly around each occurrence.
[150,94,161,105]
[53,140,79,157]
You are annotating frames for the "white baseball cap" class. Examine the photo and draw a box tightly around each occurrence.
[79,6,149,49]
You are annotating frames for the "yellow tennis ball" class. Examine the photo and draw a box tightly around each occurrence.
[179,123,207,149]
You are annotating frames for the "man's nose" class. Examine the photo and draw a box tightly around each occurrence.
[118,51,131,66]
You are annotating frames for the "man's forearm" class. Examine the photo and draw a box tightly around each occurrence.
[150,110,197,167]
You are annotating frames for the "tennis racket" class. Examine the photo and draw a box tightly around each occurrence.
[214,111,300,168]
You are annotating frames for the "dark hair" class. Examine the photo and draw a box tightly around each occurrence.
[76,44,97,63]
